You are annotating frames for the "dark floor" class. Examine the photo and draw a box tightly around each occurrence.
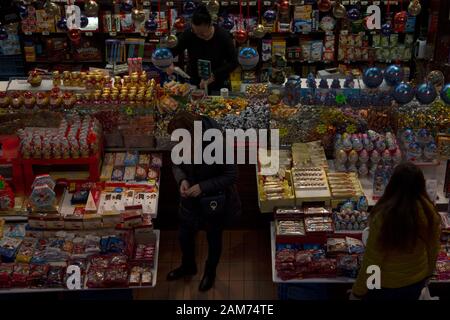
[133,229,278,300]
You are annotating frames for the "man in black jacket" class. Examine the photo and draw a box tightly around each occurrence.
[167,111,240,292]
[167,5,239,94]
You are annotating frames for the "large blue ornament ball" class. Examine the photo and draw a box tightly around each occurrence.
[415,83,437,105]
[263,9,277,23]
[221,17,234,31]
[57,17,68,31]
[440,83,450,105]
[80,14,89,28]
[363,67,383,88]
[238,47,260,70]
[145,18,158,32]
[392,82,414,104]
[184,1,197,15]
[151,48,174,70]
[381,22,392,36]
[347,8,361,21]
[384,65,403,86]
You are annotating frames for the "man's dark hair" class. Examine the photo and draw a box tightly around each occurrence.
[191,4,212,26]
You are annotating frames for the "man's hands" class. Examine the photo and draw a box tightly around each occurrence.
[166,63,175,76]
[180,180,190,198]
[199,75,215,89]
[180,180,202,198]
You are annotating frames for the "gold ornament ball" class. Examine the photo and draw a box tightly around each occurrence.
[44,0,60,18]
[253,24,266,38]
[408,0,422,16]
[332,2,346,19]
[85,0,99,17]
[167,34,178,48]
[427,70,445,89]
[132,9,146,24]
[207,0,220,16]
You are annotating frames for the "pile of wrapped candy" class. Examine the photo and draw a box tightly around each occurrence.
[0,227,156,289]
[275,247,337,281]
[17,115,101,159]
[275,237,365,280]
[399,128,438,163]
[215,98,270,130]
[334,130,402,176]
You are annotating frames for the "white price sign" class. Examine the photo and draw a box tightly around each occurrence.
[42,31,49,35]
[85,32,93,36]
[109,31,117,36]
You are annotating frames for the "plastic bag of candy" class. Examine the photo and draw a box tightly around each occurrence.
[129,266,142,286]
[86,267,106,288]
[0,263,14,288]
[141,265,152,286]
[0,237,23,262]
[90,255,110,268]
[105,265,129,287]
[109,254,128,267]
[11,263,30,287]
[72,237,86,256]
[28,264,50,288]
[15,238,37,263]
[346,237,365,254]
[107,236,126,254]
[84,235,101,254]
[46,265,65,288]
[336,254,360,278]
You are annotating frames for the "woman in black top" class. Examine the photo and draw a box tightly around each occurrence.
[166,111,241,292]
[167,5,239,94]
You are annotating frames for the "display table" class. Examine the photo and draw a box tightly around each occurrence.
[0,229,160,294]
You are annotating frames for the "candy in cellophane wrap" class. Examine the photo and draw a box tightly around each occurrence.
[0,176,15,210]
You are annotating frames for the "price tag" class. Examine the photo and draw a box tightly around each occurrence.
[85,32,93,36]
[373,1,380,5]
[24,31,32,35]
[361,1,368,5]
[140,32,148,37]
[42,31,49,36]
[264,1,271,6]
[110,32,117,36]
[222,1,229,6]
[167,1,174,5]
[230,1,238,5]
[249,1,256,5]
[342,1,349,5]
[242,1,247,5]
[143,1,150,6]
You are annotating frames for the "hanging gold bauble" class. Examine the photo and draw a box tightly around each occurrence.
[132,9,146,24]
[44,0,60,18]
[253,24,266,38]
[427,70,445,89]
[167,34,178,48]
[207,0,220,16]
[85,0,99,17]
[332,1,346,19]
[408,0,422,16]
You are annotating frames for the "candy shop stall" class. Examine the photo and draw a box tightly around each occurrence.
[0,0,449,300]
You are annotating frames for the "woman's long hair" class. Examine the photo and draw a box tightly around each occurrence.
[371,162,436,251]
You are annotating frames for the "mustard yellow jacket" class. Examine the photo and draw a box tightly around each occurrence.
[352,198,441,297]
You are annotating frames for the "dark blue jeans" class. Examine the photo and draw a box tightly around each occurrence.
[365,279,426,300]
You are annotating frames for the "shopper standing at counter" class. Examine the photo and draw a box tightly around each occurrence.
[351,162,441,300]
[166,111,241,292]
[166,5,238,94]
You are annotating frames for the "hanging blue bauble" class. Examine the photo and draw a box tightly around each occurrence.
[381,21,392,36]
[120,1,133,13]
[0,26,8,41]
[347,8,361,21]
[440,83,450,105]
[221,17,234,31]
[18,5,28,19]
[362,67,383,88]
[238,47,260,70]
[384,65,403,86]
[392,82,414,104]
[263,9,277,23]
[57,17,68,31]
[184,1,197,15]
[151,48,174,70]
[415,83,437,105]
[145,18,158,32]
[80,14,89,28]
